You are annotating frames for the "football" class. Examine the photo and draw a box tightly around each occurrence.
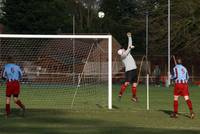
[98,11,105,18]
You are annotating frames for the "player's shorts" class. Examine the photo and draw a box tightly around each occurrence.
[6,80,20,97]
[174,83,189,96]
[125,69,138,84]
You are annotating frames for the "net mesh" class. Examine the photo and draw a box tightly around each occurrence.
[0,37,110,110]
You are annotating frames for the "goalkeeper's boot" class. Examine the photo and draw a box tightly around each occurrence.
[190,111,195,119]
[131,96,138,102]
[170,112,178,118]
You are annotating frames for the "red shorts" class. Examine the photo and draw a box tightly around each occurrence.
[174,83,189,96]
[6,81,20,97]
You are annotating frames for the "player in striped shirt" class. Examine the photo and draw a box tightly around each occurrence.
[117,32,138,102]
[2,56,25,117]
[170,58,194,119]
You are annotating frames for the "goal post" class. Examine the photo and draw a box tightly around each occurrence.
[0,34,112,110]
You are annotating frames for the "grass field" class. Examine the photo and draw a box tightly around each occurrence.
[0,84,200,134]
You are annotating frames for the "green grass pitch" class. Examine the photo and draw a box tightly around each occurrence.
[0,84,200,134]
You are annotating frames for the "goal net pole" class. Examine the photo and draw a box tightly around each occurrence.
[146,11,150,111]
[167,0,171,87]
[147,74,149,110]
[108,36,112,109]
[71,43,95,109]
[137,55,145,84]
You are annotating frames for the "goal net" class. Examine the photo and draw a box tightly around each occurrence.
[0,34,112,110]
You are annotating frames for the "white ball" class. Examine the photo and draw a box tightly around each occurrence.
[98,11,105,18]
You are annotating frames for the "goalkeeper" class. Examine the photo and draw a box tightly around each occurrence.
[2,56,25,118]
[117,32,138,102]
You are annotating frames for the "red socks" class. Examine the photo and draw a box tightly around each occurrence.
[174,100,178,113]
[119,84,137,98]
[6,104,10,116]
[174,99,193,113]
[119,84,127,96]
[132,86,137,97]
[186,99,193,111]
[15,100,25,109]
[6,100,25,116]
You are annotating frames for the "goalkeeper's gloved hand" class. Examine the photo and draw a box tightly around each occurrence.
[129,45,135,49]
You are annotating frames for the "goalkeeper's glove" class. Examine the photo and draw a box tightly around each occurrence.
[129,45,135,49]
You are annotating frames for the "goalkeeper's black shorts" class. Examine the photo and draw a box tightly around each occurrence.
[125,69,138,84]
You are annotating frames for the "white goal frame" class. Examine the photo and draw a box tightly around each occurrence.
[0,34,113,110]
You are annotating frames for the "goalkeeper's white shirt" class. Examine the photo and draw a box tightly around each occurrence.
[119,47,137,72]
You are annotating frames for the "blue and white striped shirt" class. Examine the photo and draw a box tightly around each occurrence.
[3,63,22,81]
[172,64,189,83]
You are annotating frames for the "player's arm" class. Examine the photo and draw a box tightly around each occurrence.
[172,55,177,65]
[171,67,177,80]
[120,47,131,58]
[120,33,135,58]
[186,69,189,80]
[2,67,6,80]
[127,32,135,49]
[18,67,23,80]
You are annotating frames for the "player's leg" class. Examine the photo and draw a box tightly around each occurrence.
[14,81,25,114]
[184,96,194,119]
[183,84,194,119]
[174,95,179,114]
[118,71,130,97]
[155,76,160,87]
[13,95,25,116]
[5,81,12,117]
[170,83,180,118]
[131,82,138,102]
[118,81,129,97]
[130,69,138,102]
[13,95,25,110]
[170,95,179,118]
[5,96,11,117]
[14,96,25,117]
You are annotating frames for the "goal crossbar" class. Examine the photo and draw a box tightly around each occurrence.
[0,34,111,39]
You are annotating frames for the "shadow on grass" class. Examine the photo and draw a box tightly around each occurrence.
[95,104,119,109]
[158,109,191,119]
[0,109,199,134]
[112,105,119,109]
[158,109,173,116]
